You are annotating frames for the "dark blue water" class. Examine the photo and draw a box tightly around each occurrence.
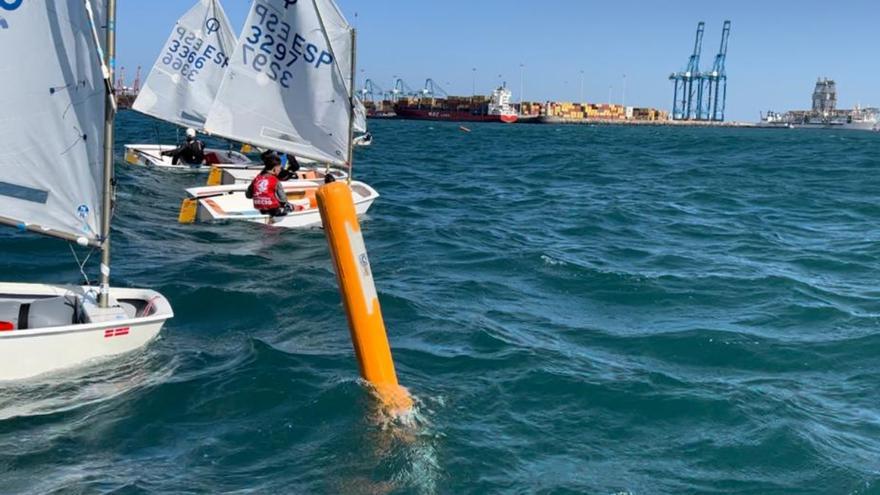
[2,113,880,494]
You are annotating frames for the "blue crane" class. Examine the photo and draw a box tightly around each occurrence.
[703,20,731,121]
[391,78,416,101]
[420,78,449,99]
[669,22,705,120]
[361,79,384,102]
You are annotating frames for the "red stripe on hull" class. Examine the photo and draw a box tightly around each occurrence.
[393,108,518,124]
[104,327,131,338]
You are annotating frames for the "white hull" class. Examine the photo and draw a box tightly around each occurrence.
[353,134,373,147]
[794,121,880,132]
[185,180,379,229]
[213,167,348,186]
[124,144,252,171]
[0,283,173,381]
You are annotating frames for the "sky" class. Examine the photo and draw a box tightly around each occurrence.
[117,0,880,122]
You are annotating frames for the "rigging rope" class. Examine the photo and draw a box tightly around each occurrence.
[69,243,97,286]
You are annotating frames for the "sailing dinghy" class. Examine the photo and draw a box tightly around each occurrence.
[126,0,247,171]
[0,0,173,380]
[185,180,378,228]
[353,133,372,147]
[203,95,366,186]
[124,143,251,170]
[206,164,348,186]
[181,0,379,229]
[353,97,372,147]
[201,94,367,186]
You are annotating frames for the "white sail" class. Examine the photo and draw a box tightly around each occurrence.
[0,0,106,242]
[204,0,353,166]
[89,1,107,51]
[354,96,367,133]
[314,0,365,133]
[132,0,236,130]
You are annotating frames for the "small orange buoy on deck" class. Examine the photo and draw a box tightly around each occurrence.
[317,181,412,413]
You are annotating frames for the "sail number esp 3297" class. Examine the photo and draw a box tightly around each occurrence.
[243,1,335,89]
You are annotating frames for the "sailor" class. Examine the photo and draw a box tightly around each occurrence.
[260,149,300,181]
[246,152,292,217]
[161,128,206,166]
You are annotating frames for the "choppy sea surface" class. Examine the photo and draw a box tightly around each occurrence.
[2,113,880,494]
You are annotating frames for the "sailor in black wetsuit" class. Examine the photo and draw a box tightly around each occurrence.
[161,128,206,166]
[259,150,300,181]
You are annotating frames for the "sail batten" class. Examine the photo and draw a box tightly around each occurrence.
[204,0,353,165]
[132,0,236,131]
[0,0,107,242]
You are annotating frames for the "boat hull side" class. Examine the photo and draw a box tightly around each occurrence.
[0,284,173,381]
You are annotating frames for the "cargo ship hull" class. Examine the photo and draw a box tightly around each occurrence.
[393,108,518,124]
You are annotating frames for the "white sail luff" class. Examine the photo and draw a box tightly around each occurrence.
[132,0,236,131]
[82,0,111,83]
[0,0,107,242]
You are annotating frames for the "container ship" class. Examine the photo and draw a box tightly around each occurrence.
[393,85,519,123]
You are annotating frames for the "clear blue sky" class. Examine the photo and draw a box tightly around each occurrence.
[118,0,880,122]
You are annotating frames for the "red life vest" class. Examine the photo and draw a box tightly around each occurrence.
[251,174,280,210]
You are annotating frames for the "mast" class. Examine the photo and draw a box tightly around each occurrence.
[99,0,117,307]
[347,28,356,184]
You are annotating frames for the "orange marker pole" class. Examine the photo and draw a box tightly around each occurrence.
[317,181,412,412]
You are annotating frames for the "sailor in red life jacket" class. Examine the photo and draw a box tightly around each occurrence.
[245,153,292,216]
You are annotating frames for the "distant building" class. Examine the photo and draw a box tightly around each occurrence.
[811,78,837,116]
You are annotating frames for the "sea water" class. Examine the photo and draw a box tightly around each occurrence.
[1,113,879,493]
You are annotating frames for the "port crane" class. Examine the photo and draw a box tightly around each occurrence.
[115,66,127,92]
[391,78,416,102]
[361,78,384,102]
[132,66,141,94]
[114,66,141,94]
[701,20,730,121]
[669,21,704,120]
[420,78,448,99]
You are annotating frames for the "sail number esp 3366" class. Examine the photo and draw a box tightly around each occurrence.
[161,24,231,83]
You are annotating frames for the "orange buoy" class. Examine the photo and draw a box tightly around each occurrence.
[317,181,412,412]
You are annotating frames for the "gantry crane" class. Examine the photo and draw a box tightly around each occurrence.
[361,78,384,102]
[702,21,731,121]
[420,78,449,99]
[391,78,416,102]
[669,22,705,120]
